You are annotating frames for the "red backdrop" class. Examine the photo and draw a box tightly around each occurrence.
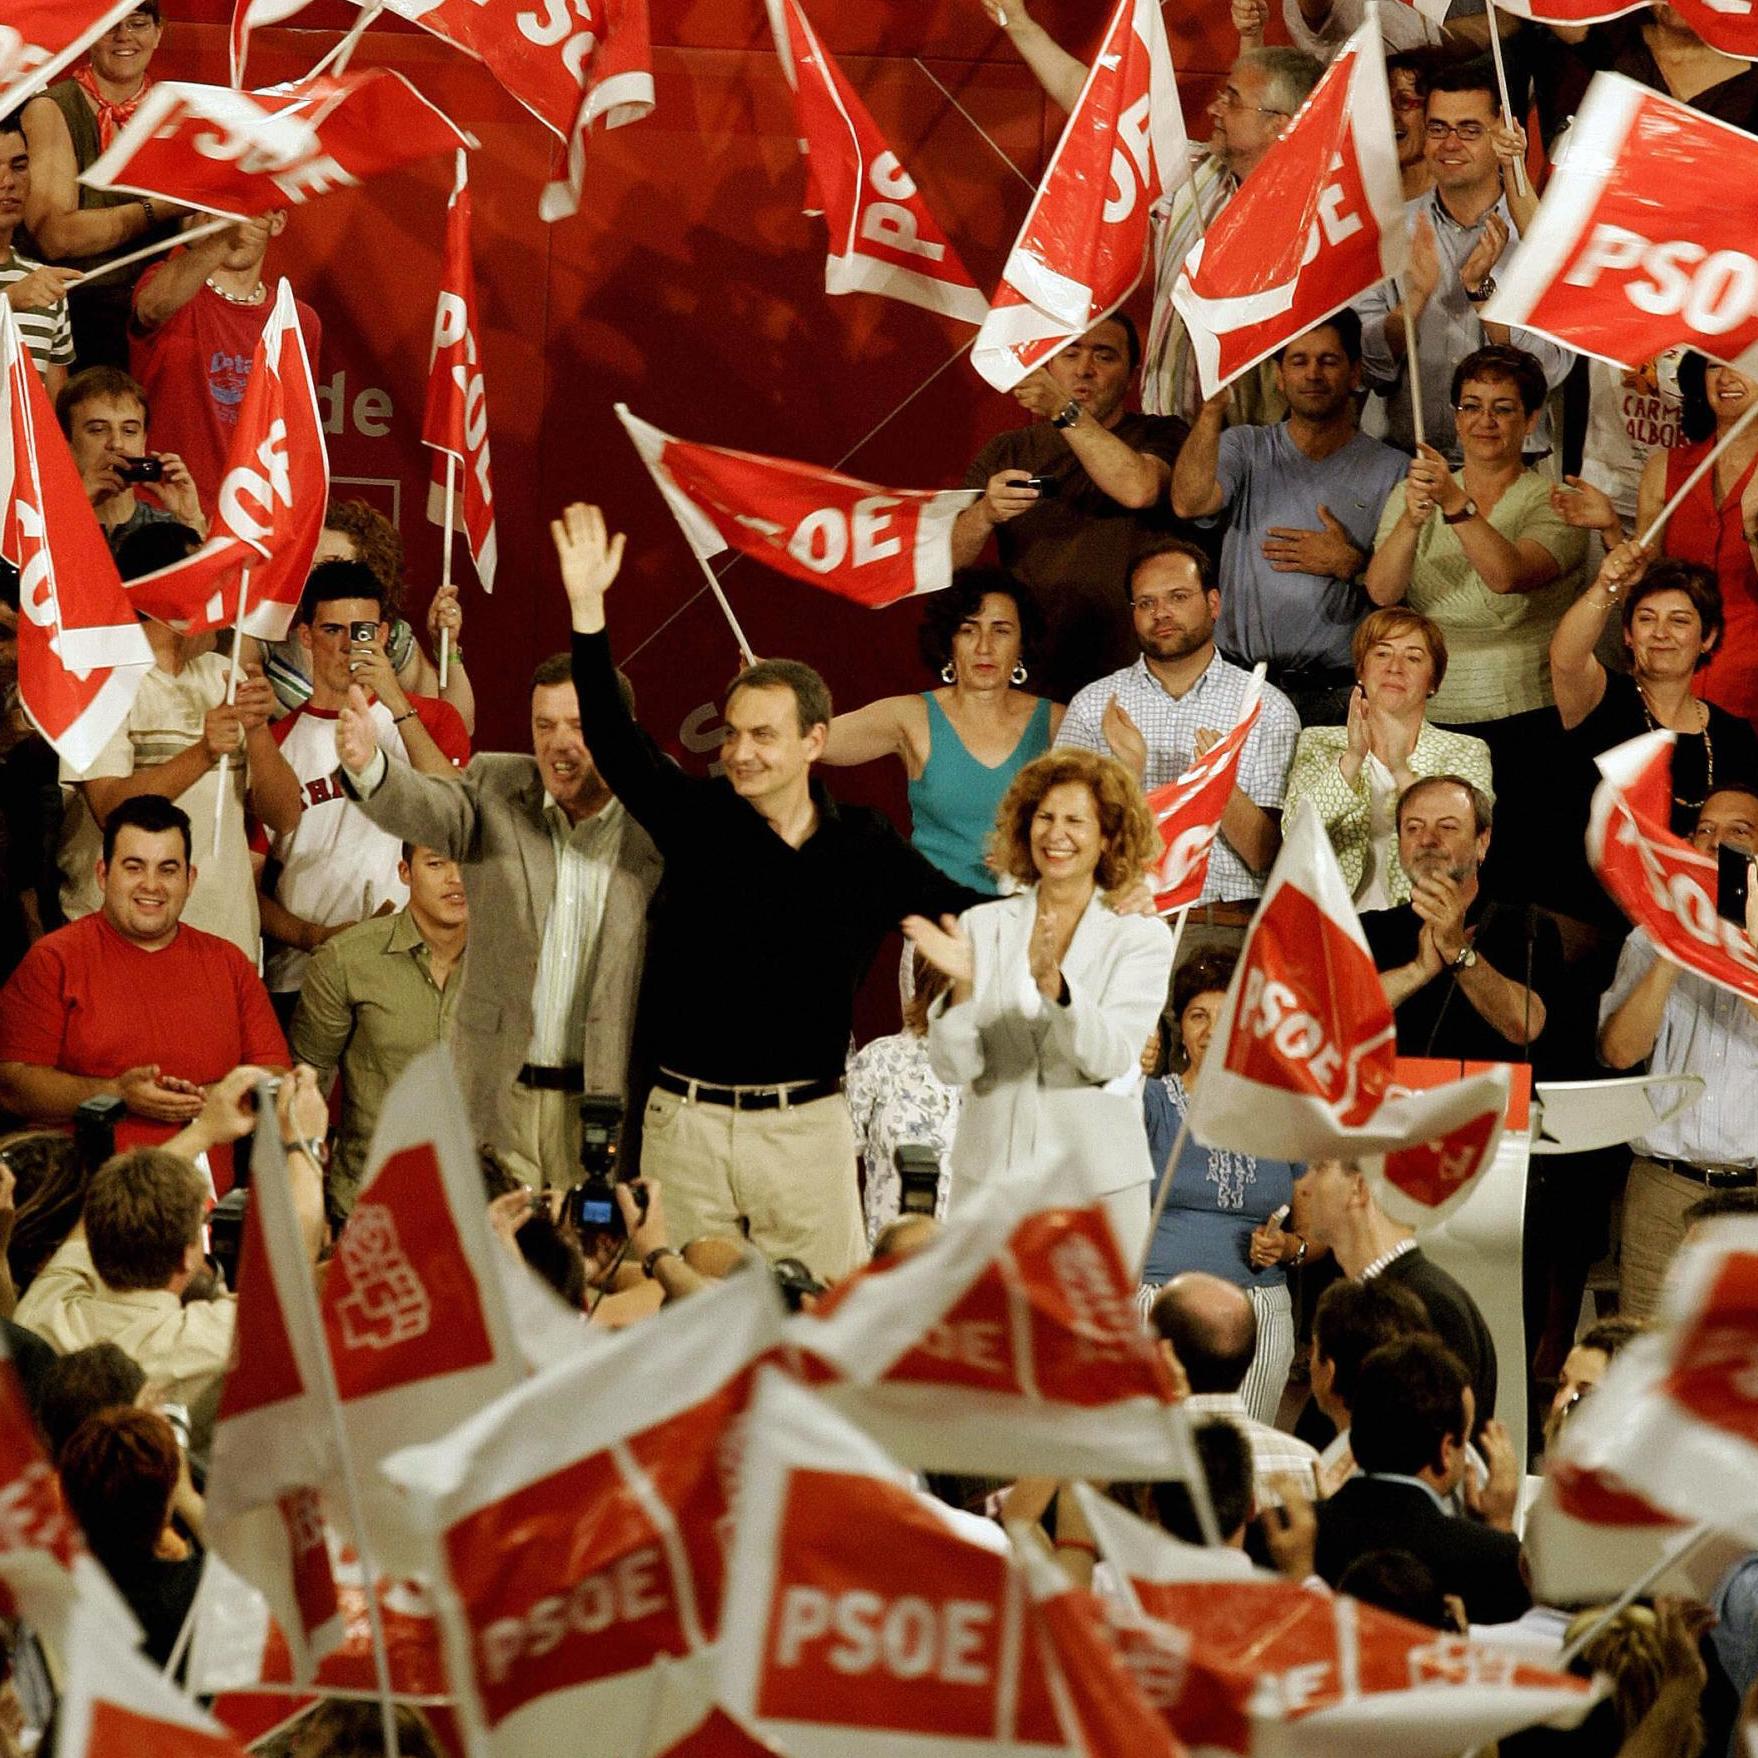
[167,0,1261,1030]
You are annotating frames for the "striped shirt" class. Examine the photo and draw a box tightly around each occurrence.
[1058,651,1300,903]
[0,250,74,378]
[525,793,627,1066]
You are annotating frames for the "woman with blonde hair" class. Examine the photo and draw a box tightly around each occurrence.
[1283,606,1493,907]
[904,748,1172,1263]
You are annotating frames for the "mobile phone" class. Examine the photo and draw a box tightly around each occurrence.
[347,619,378,646]
[1718,842,1752,925]
[118,455,164,483]
[1021,474,1058,496]
[893,1143,943,1217]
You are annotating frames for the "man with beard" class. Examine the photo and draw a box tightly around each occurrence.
[1058,539,1299,909]
[336,652,661,1186]
[1172,313,1409,726]
[1359,774,1560,1061]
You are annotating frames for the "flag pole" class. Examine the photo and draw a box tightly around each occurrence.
[1399,286,1427,452]
[212,566,252,862]
[1638,398,1758,550]
[437,453,457,690]
[68,217,233,288]
[1135,1104,1191,1288]
[1556,1523,1714,1668]
[306,1,385,80]
[1483,4,1530,198]
[693,553,758,668]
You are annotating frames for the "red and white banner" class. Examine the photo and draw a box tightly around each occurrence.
[1080,1489,1599,1755]
[1555,1216,1758,1544]
[237,0,656,220]
[1189,806,1511,1223]
[81,69,477,219]
[1172,23,1408,399]
[793,1173,1189,1479]
[766,0,987,326]
[423,151,499,591]
[1484,75,1758,374]
[1013,1538,1187,1758]
[126,279,328,641]
[1587,729,1758,1004]
[973,0,1190,391]
[57,1598,251,1758]
[717,1368,1069,1758]
[618,404,978,607]
[205,1124,343,1683]
[0,1,140,118]
[0,304,152,775]
[1493,0,1758,61]
[382,1268,786,1757]
[1148,667,1263,915]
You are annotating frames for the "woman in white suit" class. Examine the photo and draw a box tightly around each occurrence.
[903,749,1173,1266]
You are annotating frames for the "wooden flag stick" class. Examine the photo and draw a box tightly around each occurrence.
[212,566,252,862]
[69,216,233,288]
[438,453,457,690]
[1483,3,1531,198]
[1639,396,1758,550]
[1400,286,1427,453]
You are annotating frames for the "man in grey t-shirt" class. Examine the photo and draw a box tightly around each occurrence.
[1172,312,1407,725]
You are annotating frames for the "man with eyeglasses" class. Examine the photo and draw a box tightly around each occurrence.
[1353,60,1569,463]
[978,0,1320,426]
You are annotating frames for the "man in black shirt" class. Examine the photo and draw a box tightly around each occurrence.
[553,503,984,1282]
[1359,774,1559,1064]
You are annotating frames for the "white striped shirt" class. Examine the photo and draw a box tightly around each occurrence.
[0,250,73,377]
[1059,651,1300,903]
[525,793,627,1066]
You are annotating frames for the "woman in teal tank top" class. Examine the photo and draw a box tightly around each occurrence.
[821,571,1063,892]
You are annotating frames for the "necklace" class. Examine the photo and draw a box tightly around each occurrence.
[1636,682,1713,810]
[205,278,266,307]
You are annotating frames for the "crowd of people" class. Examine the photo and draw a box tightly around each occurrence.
[2,0,1758,1752]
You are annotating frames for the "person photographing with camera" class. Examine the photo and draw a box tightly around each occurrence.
[57,365,207,552]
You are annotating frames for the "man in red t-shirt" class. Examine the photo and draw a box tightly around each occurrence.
[129,209,322,512]
[0,793,287,1188]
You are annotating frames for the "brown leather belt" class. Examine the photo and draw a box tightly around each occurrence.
[1647,1156,1757,1189]
[1184,900,1259,929]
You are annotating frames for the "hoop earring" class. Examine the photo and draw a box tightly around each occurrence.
[941,663,956,684]
[1011,661,1028,685]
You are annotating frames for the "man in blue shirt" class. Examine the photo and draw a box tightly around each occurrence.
[1172,313,1407,725]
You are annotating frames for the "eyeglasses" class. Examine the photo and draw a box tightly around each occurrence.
[1452,398,1525,420]
[1425,119,1488,142]
[1391,92,1425,113]
[1211,86,1289,118]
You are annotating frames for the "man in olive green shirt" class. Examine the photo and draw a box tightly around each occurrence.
[289,843,468,1216]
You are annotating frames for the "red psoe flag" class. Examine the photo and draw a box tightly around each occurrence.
[381,1269,786,1757]
[0,1,141,115]
[1189,807,1511,1221]
[1485,74,1758,373]
[1079,1488,1600,1756]
[973,0,1190,391]
[716,1370,1068,1758]
[1492,0,1758,63]
[0,304,152,774]
[617,404,979,607]
[80,69,477,218]
[1147,668,1263,914]
[1586,730,1758,1003]
[1555,1217,1758,1543]
[423,151,498,591]
[1171,23,1408,399]
[765,0,987,325]
[792,1172,1189,1479]
[125,279,329,641]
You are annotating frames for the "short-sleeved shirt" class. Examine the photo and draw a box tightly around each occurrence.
[1598,929,1758,1167]
[1372,468,1586,723]
[1208,423,1409,672]
[0,249,74,378]
[264,695,469,993]
[0,912,288,1185]
[1058,651,1300,902]
[58,651,259,959]
[130,263,323,511]
[1580,350,1684,525]
[1360,897,1564,1065]
[962,412,1193,702]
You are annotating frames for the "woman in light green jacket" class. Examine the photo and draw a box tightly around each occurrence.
[1284,607,1493,908]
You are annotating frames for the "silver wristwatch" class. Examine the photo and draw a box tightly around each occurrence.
[1051,399,1083,430]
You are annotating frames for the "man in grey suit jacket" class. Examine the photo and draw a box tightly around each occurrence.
[335,652,662,1183]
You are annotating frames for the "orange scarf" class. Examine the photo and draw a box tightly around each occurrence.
[72,64,153,151]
